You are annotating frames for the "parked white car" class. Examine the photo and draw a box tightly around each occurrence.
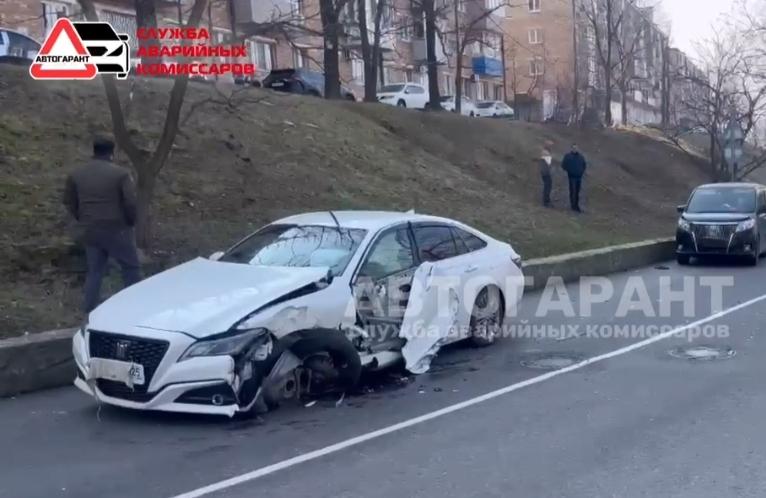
[441,95,478,117]
[377,83,430,109]
[475,101,515,118]
[72,211,524,417]
[0,28,40,63]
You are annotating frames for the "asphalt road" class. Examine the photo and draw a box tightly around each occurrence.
[2,260,766,498]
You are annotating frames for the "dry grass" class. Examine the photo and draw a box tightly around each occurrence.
[0,64,708,337]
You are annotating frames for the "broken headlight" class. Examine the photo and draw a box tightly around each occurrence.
[179,328,268,361]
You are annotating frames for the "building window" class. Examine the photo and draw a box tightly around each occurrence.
[443,73,452,95]
[251,41,273,71]
[413,14,425,38]
[486,0,502,10]
[293,48,306,68]
[457,0,466,12]
[352,58,364,82]
[528,28,542,45]
[528,0,541,12]
[482,81,489,100]
[494,85,503,100]
[399,15,411,40]
[529,57,543,76]
[42,2,70,35]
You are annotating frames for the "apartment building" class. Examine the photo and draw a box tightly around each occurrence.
[504,0,699,125]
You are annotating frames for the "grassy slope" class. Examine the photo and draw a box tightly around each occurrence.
[0,64,708,337]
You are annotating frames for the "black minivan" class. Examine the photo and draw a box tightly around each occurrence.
[676,183,766,265]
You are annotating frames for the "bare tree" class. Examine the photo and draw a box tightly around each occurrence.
[77,0,209,249]
[443,0,507,114]
[580,0,640,126]
[671,25,766,181]
[320,0,352,98]
[613,6,645,125]
[354,0,388,101]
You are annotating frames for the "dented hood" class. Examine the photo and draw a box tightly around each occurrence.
[88,257,329,338]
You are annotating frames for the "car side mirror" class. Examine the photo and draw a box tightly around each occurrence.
[676,204,687,214]
[209,251,224,261]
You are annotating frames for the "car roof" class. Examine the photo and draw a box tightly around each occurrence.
[697,182,763,190]
[272,210,464,231]
[0,28,39,42]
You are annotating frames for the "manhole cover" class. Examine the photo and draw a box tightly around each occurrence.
[521,353,583,370]
[668,345,735,361]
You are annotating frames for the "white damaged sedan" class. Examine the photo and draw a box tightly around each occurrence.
[73,211,524,416]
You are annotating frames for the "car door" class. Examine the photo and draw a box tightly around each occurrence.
[399,223,469,373]
[352,225,418,349]
[406,84,427,108]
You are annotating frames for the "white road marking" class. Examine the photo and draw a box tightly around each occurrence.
[170,292,766,498]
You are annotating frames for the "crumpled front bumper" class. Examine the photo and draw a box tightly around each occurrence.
[72,329,242,417]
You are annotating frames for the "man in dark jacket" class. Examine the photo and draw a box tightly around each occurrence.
[561,143,587,212]
[64,137,141,312]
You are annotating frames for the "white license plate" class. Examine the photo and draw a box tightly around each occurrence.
[89,358,145,386]
[271,81,285,87]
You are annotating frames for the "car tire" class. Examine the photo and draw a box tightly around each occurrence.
[290,333,362,393]
[469,286,504,347]
[469,112,475,117]
[677,254,691,265]
[747,243,759,266]
[397,99,406,108]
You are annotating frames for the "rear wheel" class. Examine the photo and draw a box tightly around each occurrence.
[469,286,504,347]
[676,254,691,265]
[397,99,406,107]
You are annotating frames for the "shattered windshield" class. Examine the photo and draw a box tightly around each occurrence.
[220,224,367,276]
[687,187,756,214]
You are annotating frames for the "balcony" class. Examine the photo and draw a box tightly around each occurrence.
[472,56,502,77]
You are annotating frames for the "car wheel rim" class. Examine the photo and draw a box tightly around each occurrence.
[472,289,502,342]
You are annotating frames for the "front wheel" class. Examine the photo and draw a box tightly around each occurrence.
[677,254,691,265]
[747,243,759,266]
[397,99,406,107]
[469,286,504,347]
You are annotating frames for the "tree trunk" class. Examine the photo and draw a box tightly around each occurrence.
[135,0,160,64]
[135,170,156,250]
[571,0,579,123]
[453,0,461,114]
[358,0,383,101]
[423,0,441,109]
[620,84,627,125]
[604,0,613,126]
[320,0,342,99]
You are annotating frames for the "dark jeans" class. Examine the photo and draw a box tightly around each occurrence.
[568,176,583,211]
[83,229,141,312]
[541,174,552,206]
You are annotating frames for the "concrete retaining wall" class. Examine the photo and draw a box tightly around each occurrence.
[523,237,675,290]
[0,328,77,397]
[0,237,676,398]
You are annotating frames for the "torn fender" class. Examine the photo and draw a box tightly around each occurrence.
[399,262,462,374]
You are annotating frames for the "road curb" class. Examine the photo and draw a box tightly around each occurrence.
[0,328,77,397]
[522,237,675,291]
[0,237,675,398]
